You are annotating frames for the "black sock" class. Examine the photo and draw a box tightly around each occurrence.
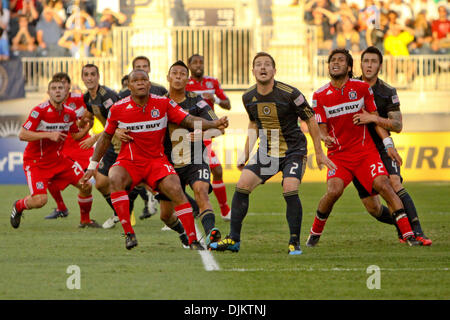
[199,209,215,235]
[137,186,149,202]
[375,205,402,238]
[168,218,185,234]
[375,205,394,224]
[128,188,140,214]
[103,193,118,216]
[397,188,423,235]
[185,193,199,217]
[229,188,250,242]
[283,191,303,243]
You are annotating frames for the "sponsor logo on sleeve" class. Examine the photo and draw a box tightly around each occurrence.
[392,95,399,104]
[31,111,39,119]
[24,121,32,129]
[197,100,209,109]
[169,99,178,108]
[103,98,114,109]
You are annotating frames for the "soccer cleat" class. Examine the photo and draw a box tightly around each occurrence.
[209,235,240,252]
[306,233,321,247]
[404,235,422,246]
[415,235,432,246]
[161,225,171,231]
[288,242,303,255]
[10,200,23,229]
[179,232,190,249]
[130,210,136,226]
[206,227,221,247]
[189,240,205,250]
[125,232,138,250]
[45,208,69,219]
[79,220,102,228]
[102,215,119,229]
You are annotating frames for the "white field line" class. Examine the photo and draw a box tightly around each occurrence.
[223,267,450,272]
[195,222,220,271]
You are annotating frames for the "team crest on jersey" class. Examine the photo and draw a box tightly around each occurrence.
[263,106,271,115]
[206,81,214,89]
[151,109,160,118]
[348,90,357,100]
[36,182,44,190]
[328,169,336,177]
[63,114,70,122]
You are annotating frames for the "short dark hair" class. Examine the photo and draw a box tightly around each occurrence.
[121,75,129,86]
[187,54,203,64]
[252,52,276,68]
[361,46,383,64]
[82,64,99,75]
[328,48,353,78]
[169,60,189,74]
[48,78,63,90]
[132,56,150,69]
[52,72,71,84]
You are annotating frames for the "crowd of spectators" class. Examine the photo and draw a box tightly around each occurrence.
[299,0,450,56]
[0,0,126,60]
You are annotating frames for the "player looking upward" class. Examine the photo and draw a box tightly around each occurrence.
[352,46,432,246]
[186,54,232,221]
[81,69,229,250]
[306,48,421,247]
[209,52,335,254]
[11,79,94,229]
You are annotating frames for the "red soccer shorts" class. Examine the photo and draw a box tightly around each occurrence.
[327,149,388,195]
[111,157,177,192]
[23,157,84,195]
[204,139,220,169]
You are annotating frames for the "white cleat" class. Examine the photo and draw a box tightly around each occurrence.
[222,209,231,222]
[148,192,158,215]
[161,225,171,231]
[103,215,119,229]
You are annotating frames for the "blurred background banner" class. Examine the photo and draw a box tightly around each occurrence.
[0,57,25,101]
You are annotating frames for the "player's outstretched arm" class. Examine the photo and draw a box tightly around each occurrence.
[373,114,403,166]
[18,127,67,142]
[305,117,336,171]
[353,109,403,133]
[180,114,229,131]
[237,120,258,171]
[81,131,112,184]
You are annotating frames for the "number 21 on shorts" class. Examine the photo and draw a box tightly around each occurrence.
[370,162,385,177]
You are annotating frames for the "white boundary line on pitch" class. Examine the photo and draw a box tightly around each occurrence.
[223,267,450,272]
[195,222,220,271]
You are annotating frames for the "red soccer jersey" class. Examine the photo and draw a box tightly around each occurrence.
[186,76,228,110]
[22,101,79,163]
[104,95,189,162]
[62,92,92,158]
[313,78,378,155]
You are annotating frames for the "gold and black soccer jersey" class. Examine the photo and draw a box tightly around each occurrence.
[163,91,218,168]
[357,77,401,152]
[242,80,314,157]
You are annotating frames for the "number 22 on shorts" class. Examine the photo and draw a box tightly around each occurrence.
[370,162,385,177]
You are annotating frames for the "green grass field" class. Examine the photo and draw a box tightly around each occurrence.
[1,182,449,300]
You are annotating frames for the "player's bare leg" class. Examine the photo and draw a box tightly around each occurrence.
[159,199,189,248]
[158,174,203,250]
[108,165,137,249]
[210,169,262,252]
[372,175,421,246]
[192,180,221,247]
[282,177,303,255]
[306,177,345,247]
[388,175,431,245]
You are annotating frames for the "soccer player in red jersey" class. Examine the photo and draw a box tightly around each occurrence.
[43,73,98,226]
[10,79,95,229]
[306,48,422,247]
[186,54,232,221]
[81,69,229,250]
[352,46,432,246]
